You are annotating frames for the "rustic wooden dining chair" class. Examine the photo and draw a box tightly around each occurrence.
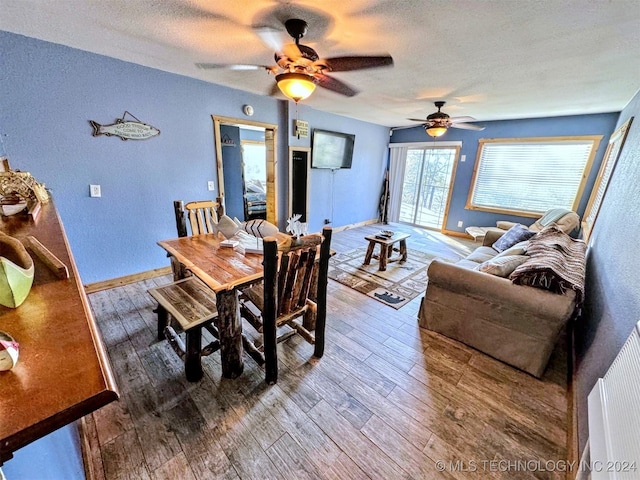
[240,227,332,384]
[170,199,224,279]
[174,199,224,237]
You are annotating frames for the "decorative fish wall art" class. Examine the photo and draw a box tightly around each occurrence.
[89,111,160,141]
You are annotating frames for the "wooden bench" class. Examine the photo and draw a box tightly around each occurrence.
[148,276,266,382]
[148,277,220,382]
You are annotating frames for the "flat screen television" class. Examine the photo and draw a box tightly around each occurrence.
[311,129,355,169]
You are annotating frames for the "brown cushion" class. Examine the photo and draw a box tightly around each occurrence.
[466,246,498,263]
[476,255,529,277]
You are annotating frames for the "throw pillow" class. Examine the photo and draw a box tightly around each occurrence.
[476,255,529,277]
[243,219,279,238]
[494,240,529,259]
[215,215,242,239]
[492,224,536,253]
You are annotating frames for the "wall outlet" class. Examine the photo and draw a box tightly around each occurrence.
[207,180,215,191]
[90,184,101,197]
[461,154,466,162]
[457,220,463,228]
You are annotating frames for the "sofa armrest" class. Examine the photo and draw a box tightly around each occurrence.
[482,230,505,246]
[426,259,576,319]
[496,220,517,230]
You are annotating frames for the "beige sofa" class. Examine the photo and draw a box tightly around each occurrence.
[468,209,580,241]
[419,229,579,377]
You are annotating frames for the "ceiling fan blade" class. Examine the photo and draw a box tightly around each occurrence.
[392,124,424,131]
[315,73,359,97]
[322,55,393,72]
[254,25,286,52]
[407,118,428,122]
[195,63,270,71]
[449,116,477,123]
[451,123,485,131]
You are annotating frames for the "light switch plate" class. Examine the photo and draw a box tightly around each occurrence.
[207,181,215,191]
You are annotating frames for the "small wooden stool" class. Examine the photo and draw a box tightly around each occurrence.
[148,277,219,382]
[363,232,410,271]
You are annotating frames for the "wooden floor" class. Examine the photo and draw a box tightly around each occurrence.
[83,222,568,480]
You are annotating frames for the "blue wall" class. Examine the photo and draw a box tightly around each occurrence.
[1,424,84,480]
[288,106,390,232]
[239,128,265,142]
[390,113,618,232]
[576,89,640,453]
[0,30,388,284]
[220,125,245,220]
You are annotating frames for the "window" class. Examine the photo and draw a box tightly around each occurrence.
[582,118,633,241]
[399,147,459,228]
[466,136,602,216]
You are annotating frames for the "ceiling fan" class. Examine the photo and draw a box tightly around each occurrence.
[398,101,485,137]
[196,18,393,102]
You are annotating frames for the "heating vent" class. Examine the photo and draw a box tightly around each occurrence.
[588,321,640,479]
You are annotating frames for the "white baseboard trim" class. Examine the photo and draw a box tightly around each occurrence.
[331,218,379,232]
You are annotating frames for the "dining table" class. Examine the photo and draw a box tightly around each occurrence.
[157,231,281,378]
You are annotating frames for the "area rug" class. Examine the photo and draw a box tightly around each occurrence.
[328,247,440,309]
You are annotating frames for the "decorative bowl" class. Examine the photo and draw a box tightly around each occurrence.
[0,232,35,308]
[1,200,27,216]
[0,331,19,371]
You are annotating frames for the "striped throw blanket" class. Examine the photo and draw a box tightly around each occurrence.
[509,225,586,305]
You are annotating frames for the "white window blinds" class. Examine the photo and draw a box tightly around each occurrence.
[469,138,599,215]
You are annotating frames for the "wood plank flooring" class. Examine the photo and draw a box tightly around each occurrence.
[84,223,568,480]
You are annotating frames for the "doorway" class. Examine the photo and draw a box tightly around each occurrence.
[241,139,267,221]
[398,146,460,229]
[212,115,278,225]
[289,147,310,223]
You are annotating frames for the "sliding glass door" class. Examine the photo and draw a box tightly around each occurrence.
[398,147,459,229]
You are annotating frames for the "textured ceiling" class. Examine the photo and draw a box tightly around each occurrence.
[2,0,639,127]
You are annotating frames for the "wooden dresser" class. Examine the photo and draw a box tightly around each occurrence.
[0,200,118,465]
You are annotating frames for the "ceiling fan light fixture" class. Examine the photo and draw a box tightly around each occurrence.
[276,72,317,102]
[426,125,447,138]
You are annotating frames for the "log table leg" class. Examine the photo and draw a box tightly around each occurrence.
[399,239,408,262]
[379,243,389,271]
[157,305,169,341]
[363,240,375,265]
[216,289,244,379]
[185,326,203,382]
